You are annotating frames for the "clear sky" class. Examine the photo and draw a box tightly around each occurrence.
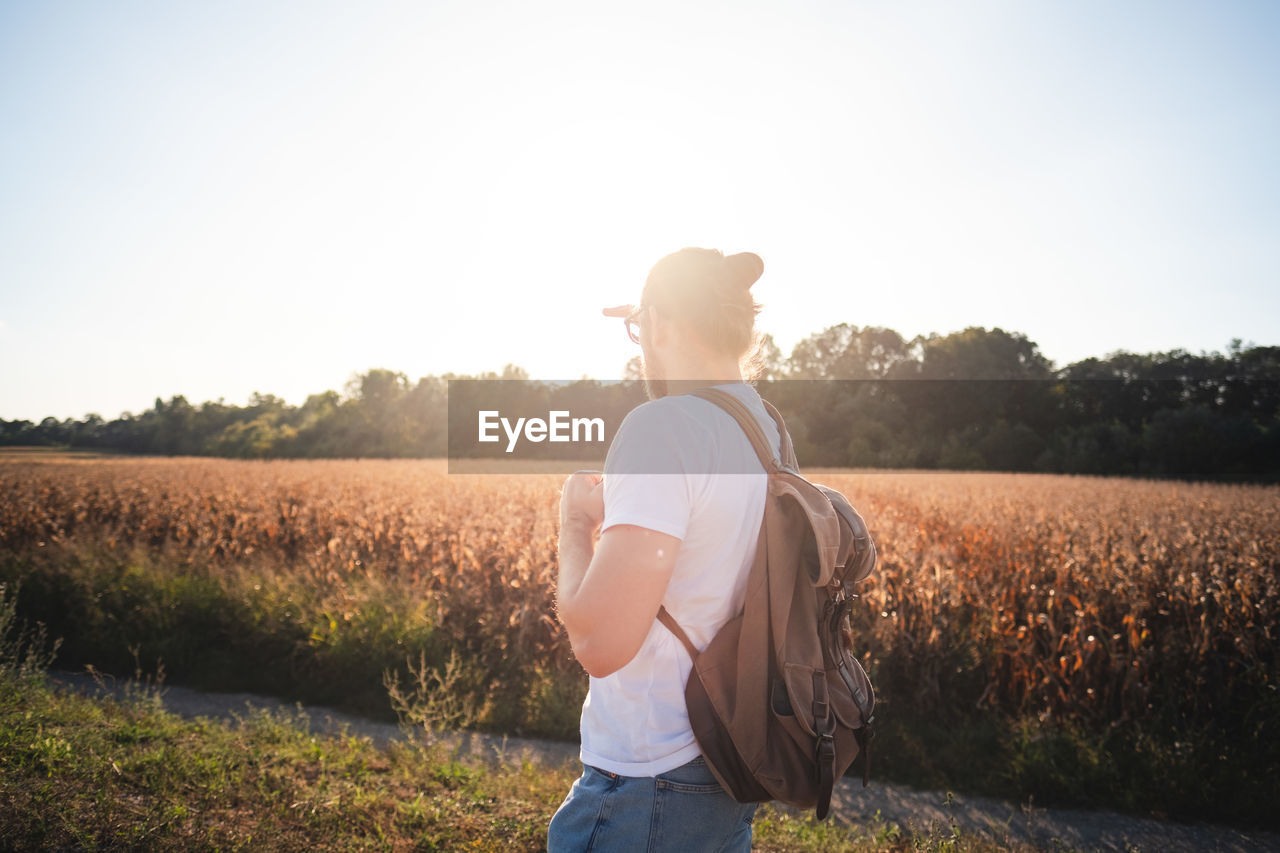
[2,0,1277,422]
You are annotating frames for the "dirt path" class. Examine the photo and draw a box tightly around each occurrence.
[49,671,1278,853]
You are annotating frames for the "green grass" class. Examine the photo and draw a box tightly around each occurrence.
[0,595,1037,851]
[0,682,1040,851]
[1,674,570,850]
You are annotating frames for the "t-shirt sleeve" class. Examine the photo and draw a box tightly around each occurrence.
[601,402,692,541]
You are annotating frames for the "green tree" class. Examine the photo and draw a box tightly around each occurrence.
[785,324,911,379]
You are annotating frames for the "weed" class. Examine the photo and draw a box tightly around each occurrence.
[384,648,479,747]
[0,583,59,683]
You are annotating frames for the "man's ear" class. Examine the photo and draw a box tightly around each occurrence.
[646,305,670,348]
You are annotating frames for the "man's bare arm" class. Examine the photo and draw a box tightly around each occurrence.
[556,515,596,610]
[556,471,680,678]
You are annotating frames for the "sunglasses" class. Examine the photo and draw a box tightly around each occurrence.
[625,307,643,344]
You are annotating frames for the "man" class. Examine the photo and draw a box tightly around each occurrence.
[548,247,780,852]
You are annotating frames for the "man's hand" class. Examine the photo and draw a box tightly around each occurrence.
[560,470,604,531]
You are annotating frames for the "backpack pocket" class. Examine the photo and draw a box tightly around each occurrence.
[777,659,872,737]
[828,654,875,729]
[826,600,876,726]
[777,662,824,741]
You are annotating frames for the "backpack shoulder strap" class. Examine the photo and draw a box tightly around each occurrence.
[657,606,699,658]
[659,387,797,657]
[688,387,795,472]
[760,398,798,471]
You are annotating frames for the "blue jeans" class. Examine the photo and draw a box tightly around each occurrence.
[547,755,757,852]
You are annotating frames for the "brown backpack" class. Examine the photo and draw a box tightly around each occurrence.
[657,388,877,820]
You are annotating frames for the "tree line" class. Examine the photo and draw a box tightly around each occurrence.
[3,325,1277,478]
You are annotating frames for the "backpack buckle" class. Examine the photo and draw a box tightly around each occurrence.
[817,731,835,762]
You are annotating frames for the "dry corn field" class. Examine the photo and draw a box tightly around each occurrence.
[2,453,1277,743]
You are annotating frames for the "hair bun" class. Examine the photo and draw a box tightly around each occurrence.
[724,252,764,289]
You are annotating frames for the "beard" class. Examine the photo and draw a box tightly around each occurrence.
[642,352,668,400]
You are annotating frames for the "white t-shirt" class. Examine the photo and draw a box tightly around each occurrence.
[578,382,782,776]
